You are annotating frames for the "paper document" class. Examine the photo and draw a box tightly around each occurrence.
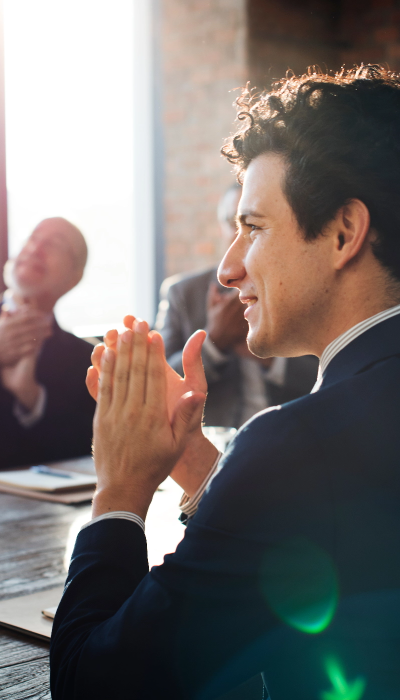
[0,587,64,641]
[0,468,97,493]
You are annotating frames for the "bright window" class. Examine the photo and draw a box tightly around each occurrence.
[4,0,155,336]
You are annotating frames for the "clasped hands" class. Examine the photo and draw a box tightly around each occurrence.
[87,316,219,519]
[0,305,52,410]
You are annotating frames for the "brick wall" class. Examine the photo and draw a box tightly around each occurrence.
[161,0,247,278]
[247,0,341,89]
[247,0,400,89]
[338,0,400,71]
[160,0,400,281]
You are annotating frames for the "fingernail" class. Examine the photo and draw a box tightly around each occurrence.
[104,347,114,362]
[121,330,132,343]
[135,320,147,334]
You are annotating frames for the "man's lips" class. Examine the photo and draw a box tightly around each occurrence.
[240,295,258,318]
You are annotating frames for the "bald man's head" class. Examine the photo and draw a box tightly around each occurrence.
[6,218,88,310]
[34,217,88,273]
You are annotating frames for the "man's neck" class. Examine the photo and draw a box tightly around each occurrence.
[310,263,400,358]
[6,289,55,314]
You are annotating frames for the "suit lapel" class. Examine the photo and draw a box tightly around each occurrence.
[320,314,400,390]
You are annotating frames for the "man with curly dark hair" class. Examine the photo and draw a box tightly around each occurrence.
[51,66,400,700]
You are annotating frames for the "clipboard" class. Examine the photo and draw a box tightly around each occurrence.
[0,586,64,641]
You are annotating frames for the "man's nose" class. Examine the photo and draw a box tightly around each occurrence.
[217,234,247,289]
[27,238,45,256]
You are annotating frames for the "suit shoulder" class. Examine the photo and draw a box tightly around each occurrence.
[237,394,316,451]
[160,268,217,298]
[50,327,94,360]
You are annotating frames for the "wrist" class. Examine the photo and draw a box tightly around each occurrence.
[92,481,157,520]
[14,382,41,411]
[170,431,219,497]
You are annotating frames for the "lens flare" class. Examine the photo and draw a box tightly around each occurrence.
[321,657,366,700]
[260,536,338,633]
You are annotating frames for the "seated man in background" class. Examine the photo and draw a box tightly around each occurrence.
[0,217,95,468]
[156,184,318,426]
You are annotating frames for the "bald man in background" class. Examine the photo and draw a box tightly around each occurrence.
[0,217,95,468]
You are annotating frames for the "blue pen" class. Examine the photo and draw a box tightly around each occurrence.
[30,465,75,479]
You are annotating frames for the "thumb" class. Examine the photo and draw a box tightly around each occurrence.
[182,330,207,392]
[172,390,206,446]
[86,366,99,401]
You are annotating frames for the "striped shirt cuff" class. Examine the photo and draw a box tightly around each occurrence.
[179,452,223,519]
[13,385,47,428]
[81,511,145,532]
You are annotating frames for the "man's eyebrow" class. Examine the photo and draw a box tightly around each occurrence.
[236,211,264,225]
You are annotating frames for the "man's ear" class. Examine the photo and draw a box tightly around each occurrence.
[333,199,371,270]
[71,267,84,290]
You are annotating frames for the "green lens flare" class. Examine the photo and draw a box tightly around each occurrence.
[321,657,366,700]
[260,537,338,633]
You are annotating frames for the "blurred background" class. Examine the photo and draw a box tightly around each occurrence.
[0,0,399,337]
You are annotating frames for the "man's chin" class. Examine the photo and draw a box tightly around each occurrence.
[11,275,45,297]
[247,332,273,360]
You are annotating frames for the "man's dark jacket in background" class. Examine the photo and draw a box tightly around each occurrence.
[0,319,95,468]
[51,314,400,699]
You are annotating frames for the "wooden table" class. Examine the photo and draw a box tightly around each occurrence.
[0,485,262,700]
[0,477,186,700]
[0,492,91,699]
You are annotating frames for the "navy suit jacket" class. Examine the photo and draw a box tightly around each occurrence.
[50,315,400,699]
[0,318,95,467]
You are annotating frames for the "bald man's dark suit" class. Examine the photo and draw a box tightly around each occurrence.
[0,317,95,468]
[51,314,400,699]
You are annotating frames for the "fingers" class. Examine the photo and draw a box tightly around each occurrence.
[93,320,151,412]
[86,366,99,400]
[182,330,207,393]
[9,322,51,342]
[13,313,52,334]
[127,321,149,407]
[97,347,115,415]
[144,332,167,415]
[111,330,133,411]
[104,328,118,349]
[91,343,105,372]
[123,315,136,330]
[93,330,118,379]
[95,321,167,422]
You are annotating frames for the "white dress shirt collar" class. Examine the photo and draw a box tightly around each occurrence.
[313,303,400,391]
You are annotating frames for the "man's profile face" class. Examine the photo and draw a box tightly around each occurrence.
[218,153,333,358]
[12,219,80,298]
